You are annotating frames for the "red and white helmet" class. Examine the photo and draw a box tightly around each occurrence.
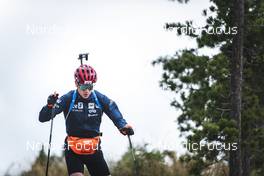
[74,64,97,85]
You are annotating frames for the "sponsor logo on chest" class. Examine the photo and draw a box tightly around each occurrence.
[72,102,84,112]
[71,102,100,115]
[88,103,95,109]
[88,103,97,113]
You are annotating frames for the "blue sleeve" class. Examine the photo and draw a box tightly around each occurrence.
[96,91,127,129]
[39,93,69,122]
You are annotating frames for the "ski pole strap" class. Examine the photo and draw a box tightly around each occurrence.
[92,91,102,109]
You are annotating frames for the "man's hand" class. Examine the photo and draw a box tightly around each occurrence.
[47,92,59,109]
[120,124,134,136]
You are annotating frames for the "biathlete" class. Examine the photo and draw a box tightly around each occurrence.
[39,64,134,176]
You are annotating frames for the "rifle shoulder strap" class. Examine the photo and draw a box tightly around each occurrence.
[65,90,77,120]
[92,90,102,110]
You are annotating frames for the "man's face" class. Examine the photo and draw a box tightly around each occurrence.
[77,87,91,99]
[76,82,93,99]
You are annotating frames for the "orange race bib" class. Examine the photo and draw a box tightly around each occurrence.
[67,136,100,155]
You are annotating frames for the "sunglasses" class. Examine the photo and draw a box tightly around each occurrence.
[79,83,93,91]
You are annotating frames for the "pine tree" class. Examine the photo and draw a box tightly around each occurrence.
[153,0,264,175]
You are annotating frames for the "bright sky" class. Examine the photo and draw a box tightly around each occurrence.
[0,0,211,174]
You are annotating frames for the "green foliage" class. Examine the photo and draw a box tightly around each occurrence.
[19,144,233,176]
[154,0,264,175]
[112,145,228,176]
[111,144,189,176]
[20,147,68,176]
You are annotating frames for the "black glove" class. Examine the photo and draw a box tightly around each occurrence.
[120,125,134,136]
[47,93,59,109]
[126,128,134,135]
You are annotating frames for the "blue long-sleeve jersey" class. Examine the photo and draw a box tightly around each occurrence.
[39,90,127,137]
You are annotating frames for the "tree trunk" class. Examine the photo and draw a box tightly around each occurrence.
[229,0,244,175]
[242,141,250,176]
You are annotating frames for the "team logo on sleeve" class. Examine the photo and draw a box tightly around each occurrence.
[54,99,62,109]
[56,99,62,104]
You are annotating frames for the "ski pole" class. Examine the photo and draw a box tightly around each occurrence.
[128,135,136,161]
[127,134,139,176]
[45,106,56,176]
